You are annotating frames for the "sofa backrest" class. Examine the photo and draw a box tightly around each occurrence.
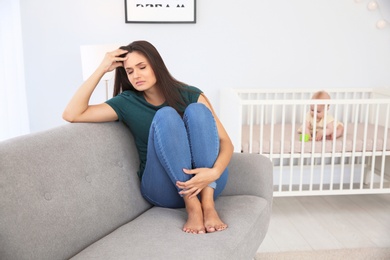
[0,122,151,260]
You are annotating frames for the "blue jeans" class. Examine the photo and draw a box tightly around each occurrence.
[141,103,228,208]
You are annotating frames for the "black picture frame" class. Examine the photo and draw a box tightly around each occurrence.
[125,0,196,24]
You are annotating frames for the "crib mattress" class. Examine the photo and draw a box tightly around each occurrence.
[241,123,390,154]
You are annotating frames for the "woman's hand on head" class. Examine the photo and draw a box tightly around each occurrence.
[99,49,128,73]
[62,49,126,123]
[176,168,219,198]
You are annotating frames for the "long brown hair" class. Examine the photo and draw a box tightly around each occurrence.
[113,40,187,113]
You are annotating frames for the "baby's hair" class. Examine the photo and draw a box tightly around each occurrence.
[312,90,331,100]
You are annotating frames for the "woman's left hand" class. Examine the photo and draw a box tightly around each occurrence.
[176,168,219,198]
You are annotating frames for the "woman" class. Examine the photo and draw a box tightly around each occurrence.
[63,40,233,234]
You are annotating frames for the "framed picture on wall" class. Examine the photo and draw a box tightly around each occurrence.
[125,0,196,23]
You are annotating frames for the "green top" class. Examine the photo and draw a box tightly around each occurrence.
[106,85,202,179]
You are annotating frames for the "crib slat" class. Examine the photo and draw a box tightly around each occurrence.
[299,104,308,192]
[369,104,380,189]
[309,105,319,192]
[329,103,340,191]
[289,105,297,192]
[379,104,390,189]
[349,104,359,190]
[339,105,349,190]
[280,104,286,191]
[259,105,264,155]
[249,105,254,153]
[360,105,370,189]
[319,104,329,191]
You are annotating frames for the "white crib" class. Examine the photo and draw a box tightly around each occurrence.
[220,88,390,197]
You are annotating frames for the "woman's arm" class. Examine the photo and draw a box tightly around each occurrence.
[177,93,234,198]
[197,94,234,177]
[62,49,128,123]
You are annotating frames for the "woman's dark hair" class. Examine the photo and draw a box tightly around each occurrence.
[113,40,187,113]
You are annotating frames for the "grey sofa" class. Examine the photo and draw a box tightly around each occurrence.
[0,122,273,260]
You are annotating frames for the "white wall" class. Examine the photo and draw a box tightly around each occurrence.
[20,0,390,133]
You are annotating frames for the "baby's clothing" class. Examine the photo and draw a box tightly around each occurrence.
[298,111,343,135]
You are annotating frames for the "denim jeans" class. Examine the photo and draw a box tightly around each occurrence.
[141,103,228,208]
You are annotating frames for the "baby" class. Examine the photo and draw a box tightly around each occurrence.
[298,91,344,141]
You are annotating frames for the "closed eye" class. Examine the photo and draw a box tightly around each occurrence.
[125,62,147,74]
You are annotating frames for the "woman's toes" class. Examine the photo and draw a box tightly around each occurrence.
[206,226,216,233]
[183,227,205,234]
[216,224,227,231]
[205,223,228,232]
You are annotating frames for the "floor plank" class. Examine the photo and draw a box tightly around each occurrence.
[264,200,312,252]
[323,195,390,248]
[347,194,390,229]
[257,194,390,253]
[275,197,343,250]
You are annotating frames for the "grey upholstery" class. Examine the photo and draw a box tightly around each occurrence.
[0,122,273,260]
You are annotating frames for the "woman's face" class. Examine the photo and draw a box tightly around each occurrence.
[123,51,157,92]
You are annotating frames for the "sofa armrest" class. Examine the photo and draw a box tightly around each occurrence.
[221,153,273,202]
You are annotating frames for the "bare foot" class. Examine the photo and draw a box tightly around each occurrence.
[203,205,228,233]
[200,187,228,233]
[183,197,206,234]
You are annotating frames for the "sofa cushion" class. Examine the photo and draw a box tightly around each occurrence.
[71,195,270,260]
[0,122,152,260]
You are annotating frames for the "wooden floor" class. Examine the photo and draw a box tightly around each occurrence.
[257,194,390,253]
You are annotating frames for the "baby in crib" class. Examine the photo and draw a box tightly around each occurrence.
[298,90,344,141]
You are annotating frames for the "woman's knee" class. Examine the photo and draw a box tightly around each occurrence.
[184,103,213,123]
[154,106,177,120]
[153,106,182,128]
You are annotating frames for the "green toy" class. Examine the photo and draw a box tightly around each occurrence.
[300,133,310,142]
